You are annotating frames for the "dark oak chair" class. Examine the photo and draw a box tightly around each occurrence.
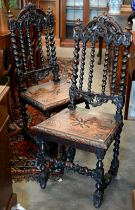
[8,3,71,133]
[32,15,131,208]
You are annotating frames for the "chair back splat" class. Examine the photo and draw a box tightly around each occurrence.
[69,16,131,122]
[8,3,59,94]
[31,15,131,208]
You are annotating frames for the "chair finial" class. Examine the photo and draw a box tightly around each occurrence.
[76,18,81,26]
[47,7,52,15]
[8,10,13,19]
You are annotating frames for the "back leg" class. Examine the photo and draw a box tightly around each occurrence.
[104,125,123,187]
[108,125,122,176]
[93,150,105,208]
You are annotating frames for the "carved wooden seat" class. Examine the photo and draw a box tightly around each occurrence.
[21,80,70,112]
[35,107,121,150]
[32,15,131,208]
[8,3,71,131]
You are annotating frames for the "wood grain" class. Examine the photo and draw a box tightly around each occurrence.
[35,107,121,150]
[0,86,17,210]
[22,80,71,110]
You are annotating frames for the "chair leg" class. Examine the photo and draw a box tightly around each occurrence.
[108,126,122,176]
[66,146,76,162]
[38,140,49,189]
[57,144,67,161]
[20,100,28,132]
[93,153,105,208]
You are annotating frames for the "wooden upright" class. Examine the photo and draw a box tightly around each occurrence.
[0,86,17,210]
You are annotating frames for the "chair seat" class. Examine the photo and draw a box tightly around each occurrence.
[21,80,71,112]
[33,107,121,150]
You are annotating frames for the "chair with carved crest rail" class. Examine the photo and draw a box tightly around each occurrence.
[8,3,72,137]
[31,15,131,208]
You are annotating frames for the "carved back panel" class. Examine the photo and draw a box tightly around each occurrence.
[8,3,59,92]
[69,15,131,122]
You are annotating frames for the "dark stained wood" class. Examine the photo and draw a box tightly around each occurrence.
[0,86,17,210]
[32,15,131,208]
[9,3,74,159]
[93,16,135,120]
[8,3,72,125]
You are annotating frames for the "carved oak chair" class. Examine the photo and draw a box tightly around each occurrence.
[8,3,71,133]
[32,15,131,208]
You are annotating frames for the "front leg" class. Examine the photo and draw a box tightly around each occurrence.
[93,149,105,208]
[108,125,122,176]
[37,140,49,189]
[66,146,76,162]
[20,98,29,131]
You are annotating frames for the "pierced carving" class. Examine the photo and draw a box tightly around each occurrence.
[8,2,60,132]
[71,117,91,128]
[31,15,131,209]
[69,15,131,123]
[8,2,59,89]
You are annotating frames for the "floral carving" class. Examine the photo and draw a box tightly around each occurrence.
[71,117,91,128]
